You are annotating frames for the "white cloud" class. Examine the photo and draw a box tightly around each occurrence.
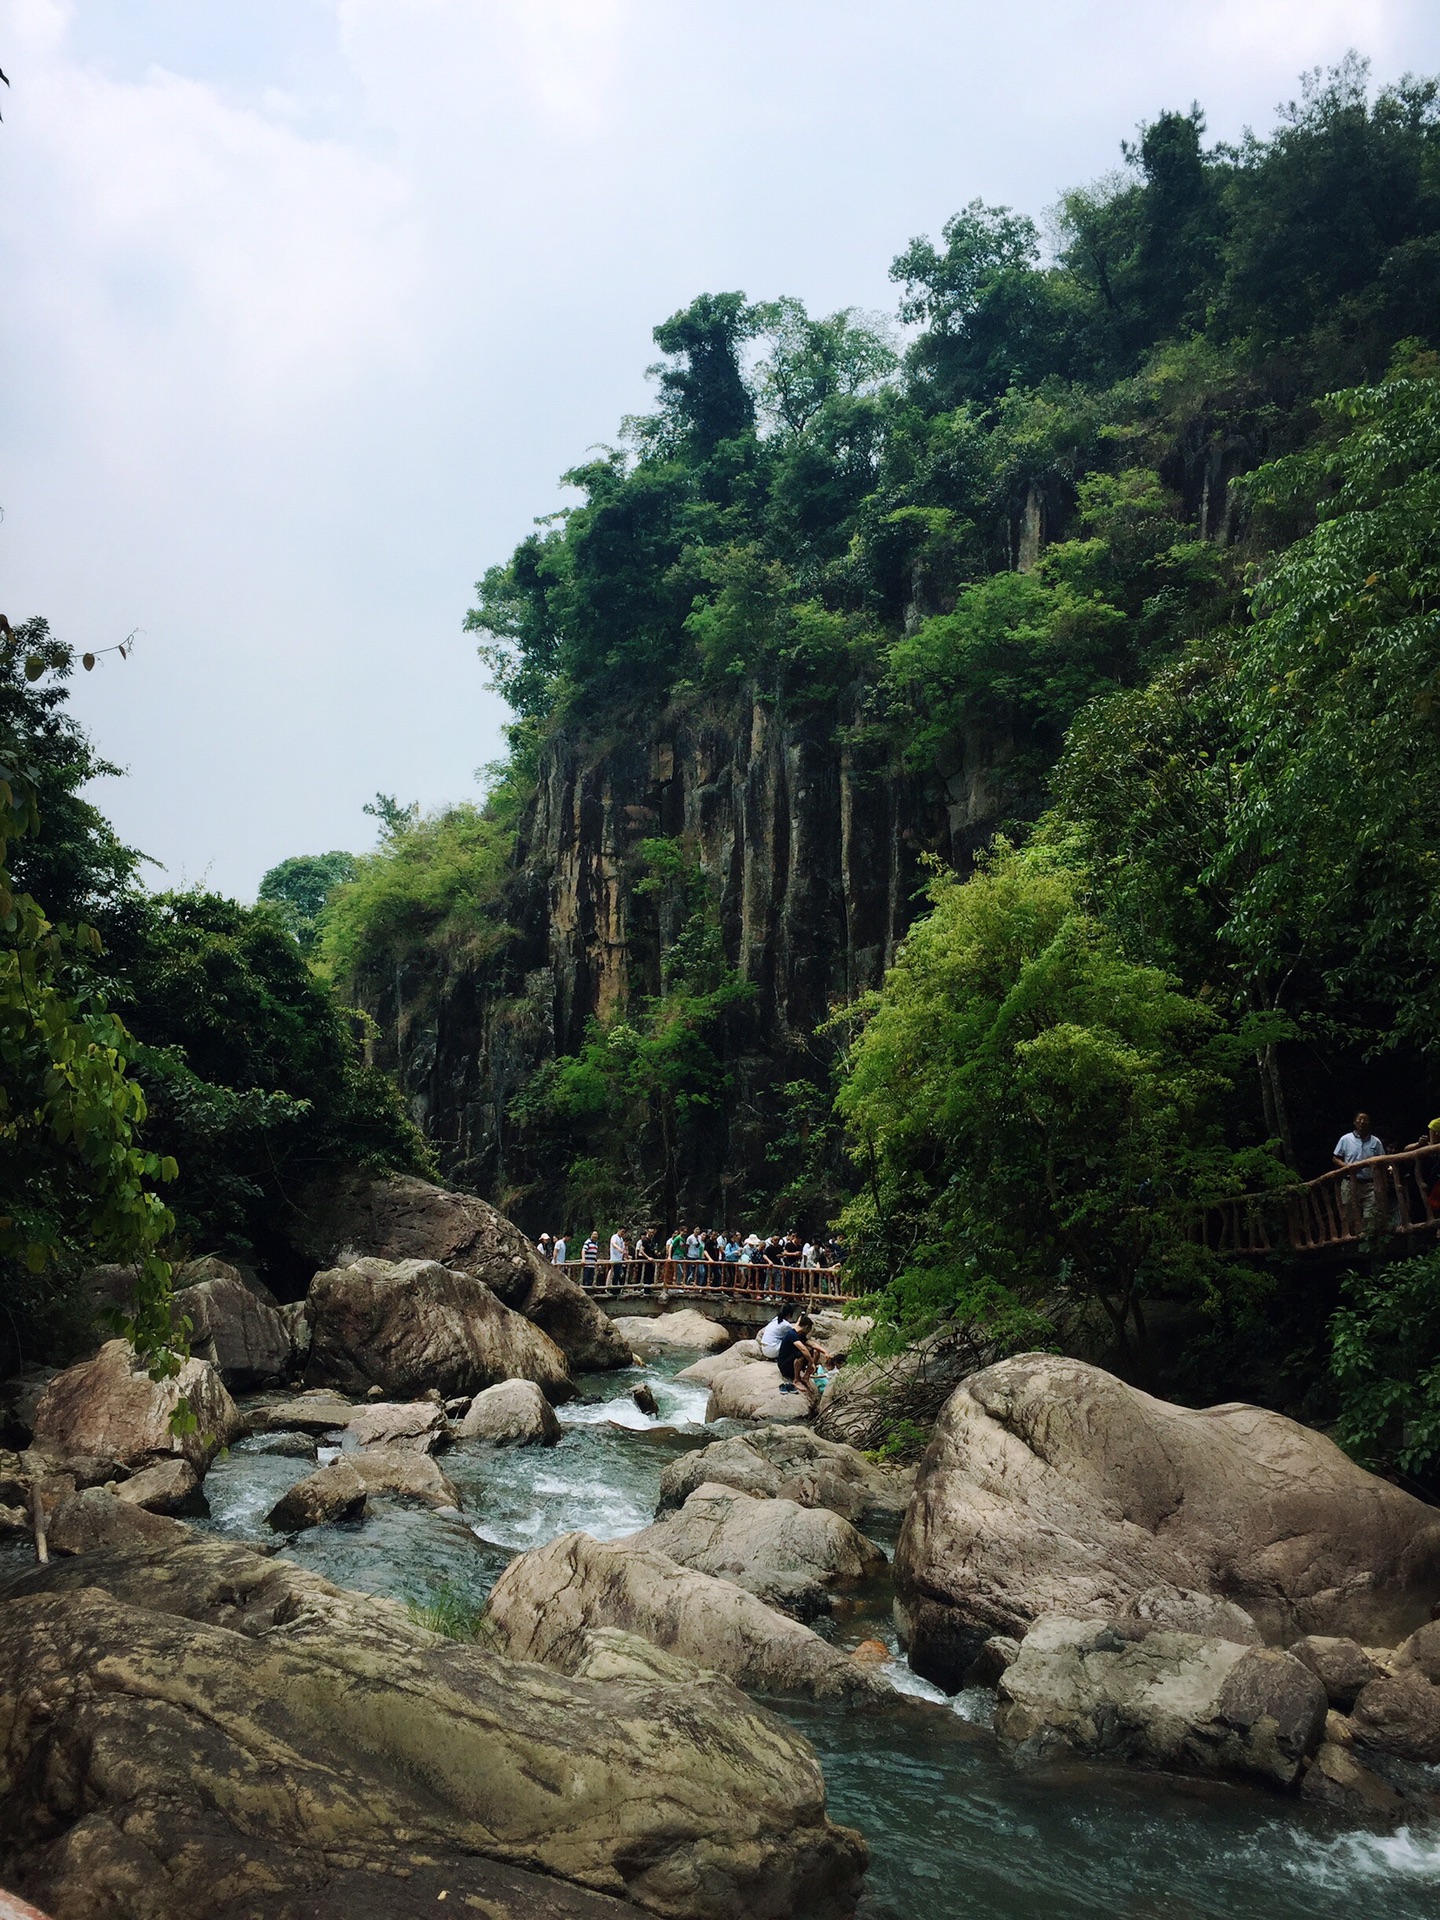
[7,7,417,421]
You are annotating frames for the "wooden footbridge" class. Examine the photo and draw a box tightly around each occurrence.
[1205,1144,1440,1258]
[557,1257,861,1312]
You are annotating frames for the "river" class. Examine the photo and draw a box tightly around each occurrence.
[181,1352,1440,1920]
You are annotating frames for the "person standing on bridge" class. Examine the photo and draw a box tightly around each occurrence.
[582,1232,599,1284]
[1333,1111,1385,1232]
[553,1232,568,1267]
[609,1226,628,1288]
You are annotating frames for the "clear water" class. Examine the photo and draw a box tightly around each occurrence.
[183,1353,1440,1920]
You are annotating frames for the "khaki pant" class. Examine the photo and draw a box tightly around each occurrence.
[1339,1175,1378,1232]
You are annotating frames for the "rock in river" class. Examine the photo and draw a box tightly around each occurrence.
[995,1614,1328,1788]
[304,1256,574,1403]
[706,1361,812,1425]
[894,1354,1440,1689]
[0,1532,866,1920]
[628,1482,886,1619]
[290,1168,630,1372]
[30,1339,242,1476]
[268,1446,460,1530]
[484,1530,889,1704]
[658,1427,912,1530]
[457,1378,562,1446]
[345,1398,446,1451]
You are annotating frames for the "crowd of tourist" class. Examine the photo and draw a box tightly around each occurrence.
[533,1225,846,1290]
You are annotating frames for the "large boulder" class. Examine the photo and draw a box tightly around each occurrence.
[628,1484,886,1619]
[46,1486,191,1557]
[612,1310,731,1354]
[658,1428,913,1531]
[484,1531,891,1705]
[457,1379,562,1446]
[30,1340,242,1475]
[995,1614,1327,1788]
[1349,1670,1440,1763]
[290,1169,630,1372]
[172,1257,294,1389]
[304,1258,573,1403]
[0,1532,866,1920]
[814,1321,992,1456]
[895,1354,1440,1690]
[706,1361,812,1425]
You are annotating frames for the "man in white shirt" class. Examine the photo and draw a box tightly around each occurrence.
[1333,1111,1385,1230]
[553,1234,568,1266]
[609,1229,628,1287]
[759,1312,799,1359]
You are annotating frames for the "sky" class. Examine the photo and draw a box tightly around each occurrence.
[3,0,1439,899]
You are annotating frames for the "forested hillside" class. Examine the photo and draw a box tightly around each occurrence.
[308,59,1440,1456]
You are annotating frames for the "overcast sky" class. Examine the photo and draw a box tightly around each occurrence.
[3,0,1438,899]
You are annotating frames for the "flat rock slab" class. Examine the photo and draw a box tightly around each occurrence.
[240,1391,365,1435]
[611,1310,731,1353]
[0,1532,865,1920]
[658,1428,912,1530]
[345,1400,444,1451]
[484,1530,890,1705]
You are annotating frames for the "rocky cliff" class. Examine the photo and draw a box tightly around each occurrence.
[364,687,1008,1226]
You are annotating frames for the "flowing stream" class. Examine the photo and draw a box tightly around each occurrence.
[186,1353,1440,1919]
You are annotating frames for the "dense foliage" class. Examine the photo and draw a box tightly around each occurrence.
[0,627,179,1373]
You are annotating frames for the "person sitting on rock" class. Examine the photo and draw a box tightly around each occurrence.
[774,1314,832,1400]
[759,1310,799,1358]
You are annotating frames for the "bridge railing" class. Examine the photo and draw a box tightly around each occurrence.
[554,1256,860,1302]
[1205,1144,1440,1256]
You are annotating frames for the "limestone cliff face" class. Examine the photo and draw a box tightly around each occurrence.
[365,689,1006,1222]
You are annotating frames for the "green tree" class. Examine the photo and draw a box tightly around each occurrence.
[0,666,180,1377]
[836,843,1269,1371]
[258,850,357,953]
